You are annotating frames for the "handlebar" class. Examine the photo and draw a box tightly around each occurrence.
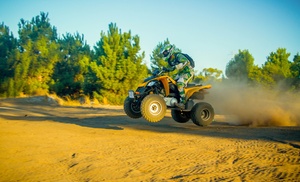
[143,69,165,82]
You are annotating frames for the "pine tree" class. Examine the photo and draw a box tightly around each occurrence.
[0,23,18,97]
[290,53,300,91]
[150,39,170,71]
[225,49,255,83]
[51,32,91,98]
[16,12,59,95]
[194,68,223,84]
[262,48,292,88]
[91,23,148,104]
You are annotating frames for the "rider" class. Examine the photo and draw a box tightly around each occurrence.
[160,44,194,109]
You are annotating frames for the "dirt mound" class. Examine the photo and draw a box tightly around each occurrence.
[0,96,60,106]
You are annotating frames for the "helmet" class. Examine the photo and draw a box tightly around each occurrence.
[160,44,174,60]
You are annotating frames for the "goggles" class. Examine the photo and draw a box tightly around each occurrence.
[163,50,169,57]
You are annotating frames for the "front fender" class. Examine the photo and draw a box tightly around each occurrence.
[137,76,176,96]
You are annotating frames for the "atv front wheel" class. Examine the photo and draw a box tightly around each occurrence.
[191,102,214,126]
[124,97,142,119]
[171,110,190,123]
[141,94,166,122]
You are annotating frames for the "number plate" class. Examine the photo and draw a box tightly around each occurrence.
[128,90,134,98]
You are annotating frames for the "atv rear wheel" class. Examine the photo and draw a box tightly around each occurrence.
[141,94,166,122]
[191,102,214,126]
[171,110,190,123]
[124,97,142,119]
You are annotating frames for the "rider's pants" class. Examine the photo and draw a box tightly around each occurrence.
[174,72,193,104]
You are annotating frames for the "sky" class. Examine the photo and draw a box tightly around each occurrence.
[1,0,300,74]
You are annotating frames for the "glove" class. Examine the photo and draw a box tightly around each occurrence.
[153,69,160,75]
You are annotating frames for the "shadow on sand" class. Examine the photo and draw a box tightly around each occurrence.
[1,100,300,147]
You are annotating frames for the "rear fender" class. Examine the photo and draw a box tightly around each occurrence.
[185,84,212,100]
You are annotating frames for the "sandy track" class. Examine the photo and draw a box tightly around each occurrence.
[0,97,299,181]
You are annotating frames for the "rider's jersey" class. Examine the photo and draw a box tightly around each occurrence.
[168,53,194,76]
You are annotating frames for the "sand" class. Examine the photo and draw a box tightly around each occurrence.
[0,97,299,181]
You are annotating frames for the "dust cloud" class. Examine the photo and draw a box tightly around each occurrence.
[204,82,300,126]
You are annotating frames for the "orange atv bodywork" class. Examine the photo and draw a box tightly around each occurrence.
[185,84,212,100]
[138,75,211,101]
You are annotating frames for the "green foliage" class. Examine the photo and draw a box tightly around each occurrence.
[247,65,266,87]
[15,12,59,95]
[290,53,300,90]
[50,32,91,99]
[261,48,292,88]
[91,23,148,104]
[225,49,255,83]
[224,48,297,89]
[194,68,223,84]
[0,23,18,97]
[1,11,300,103]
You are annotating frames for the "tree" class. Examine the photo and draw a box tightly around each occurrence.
[150,39,170,71]
[15,12,59,95]
[0,23,18,97]
[50,32,91,98]
[247,65,266,86]
[225,49,255,83]
[261,48,292,88]
[290,53,300,90]
[91,23,148,104]
[194,68,223,83]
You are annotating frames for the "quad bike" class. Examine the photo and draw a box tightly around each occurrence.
[124,69,214,126]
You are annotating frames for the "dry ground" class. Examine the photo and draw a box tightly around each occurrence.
[0,97,299,182]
